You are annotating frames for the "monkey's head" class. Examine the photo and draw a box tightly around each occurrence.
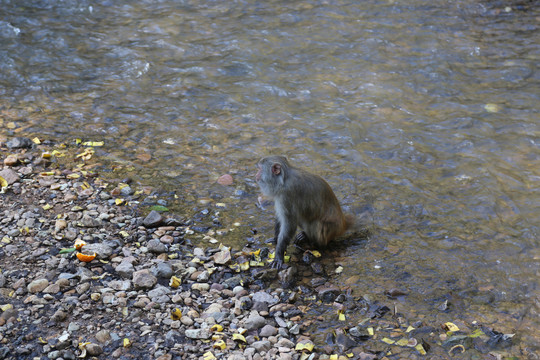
[256,155,290,197]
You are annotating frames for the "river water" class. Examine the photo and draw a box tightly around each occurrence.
[1,0,539,357]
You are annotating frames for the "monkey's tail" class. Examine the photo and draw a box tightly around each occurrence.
[344,213,356,231]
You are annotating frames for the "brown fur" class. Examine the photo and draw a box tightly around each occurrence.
[256,155,351,268]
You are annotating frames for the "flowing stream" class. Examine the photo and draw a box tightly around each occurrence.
[1,0,538,357]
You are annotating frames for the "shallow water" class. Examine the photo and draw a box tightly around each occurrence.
[1,0,539,357]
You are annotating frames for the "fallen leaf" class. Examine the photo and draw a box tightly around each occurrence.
[171,308,182,320]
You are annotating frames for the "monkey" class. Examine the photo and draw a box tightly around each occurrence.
[255,155,353,269]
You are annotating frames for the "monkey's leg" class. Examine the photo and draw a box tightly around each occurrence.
[293,231,307,252]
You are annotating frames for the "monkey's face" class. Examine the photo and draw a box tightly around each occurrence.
[256,157,284,197]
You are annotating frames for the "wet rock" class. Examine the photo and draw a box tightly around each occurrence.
[259,324,278,337]
[316,284,340,302]
[252,340,272,352]
[79,214,102,228]
[336,331,357,351]
[143,210,164,228]
[6,137,33,149]
[27,278,49,293]
[252,291,279,306]
[132,269,157,289]
[217,174,233,186]
[151,262,174,279]
[243,312,266,330]
[0,168,19,185]
[147,239,168,254]
[213,248,231,265]
[3,154,18,166]
[52,309,68,322]
[184,328,211,340]
[278,266,297,288]
[95,330,111,343]
[85,343,103,356]
[115,261,135,279]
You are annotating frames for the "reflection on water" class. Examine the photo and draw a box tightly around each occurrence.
[1,0,538,356]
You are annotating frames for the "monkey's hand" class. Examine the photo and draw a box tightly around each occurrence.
[271,258,285,269]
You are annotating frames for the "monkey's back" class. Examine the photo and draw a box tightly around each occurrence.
[286,167,346,247]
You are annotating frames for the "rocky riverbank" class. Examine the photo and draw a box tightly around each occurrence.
[0,137,525,360]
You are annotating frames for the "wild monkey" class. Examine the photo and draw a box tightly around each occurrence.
[256,155,353,268]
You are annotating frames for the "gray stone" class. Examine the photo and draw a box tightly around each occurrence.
[78,214,102,228]
[252,340,272,352]
[151,262,174,279]
[132,269,157,289]
[82,243,113,259]
[184,328,211,340]
[52,309,67,322]
[0,168,19,185]
[107,280,131,291]
[213,248,231,265]
[115,261,135,279]
[142,210,163,228]
[6,137,33,149]
[259,324,278,337]
[0,273,5,287]
[85,343,103,356]
[148,285,171,302]
[243,312,266,331]
[95,330,111,343]
[27,278,49,293]
[147,239,167,254]
[252,291,279,306]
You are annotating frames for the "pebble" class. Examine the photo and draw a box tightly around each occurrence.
[147,239,168,254]
[27,278,49,293]
[0,168,19,185]
[143,210,164,228]
[243,312,267,330]
[115,261,135,279]
[132,269,158,289]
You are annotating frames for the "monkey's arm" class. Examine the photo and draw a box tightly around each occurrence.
[273,221,280,244]
[273,217,297,269]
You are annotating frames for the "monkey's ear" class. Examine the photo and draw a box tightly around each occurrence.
[271,163,281,175]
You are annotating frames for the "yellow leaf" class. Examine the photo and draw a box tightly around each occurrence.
[329,355,338,360]
[284,255,290,263]
[444,322,460,332]
[311,250,321,257]
[211,324,223,332]
[239,261,250,271]
[115,198,124,206]
[213,340,226,350]
[51,149,65,157]
[381,337,395,344]
[367,327,374,336]
[122,307,128,317]
[406,326,415,333]
[415,343,426,355]
[123,338,131,348]
[295,341,314,352]
[41,152,51,159]
[38,337,47,344]
[42,204,52,210]
[232,333,246,342]
[395,338,409,346]
[40,171,55,176]
[338,310,346,321]
[0,304,13,312]
[66,173,80,179]
[169,275,181,288]
[335,266,343,274]
[32,137,41,144]
[171,308,182,320]
[75,138,82,145]
[119,231,129,238]
[82,141,104,147]
[0,176,7,188]
[202,352,216,360]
